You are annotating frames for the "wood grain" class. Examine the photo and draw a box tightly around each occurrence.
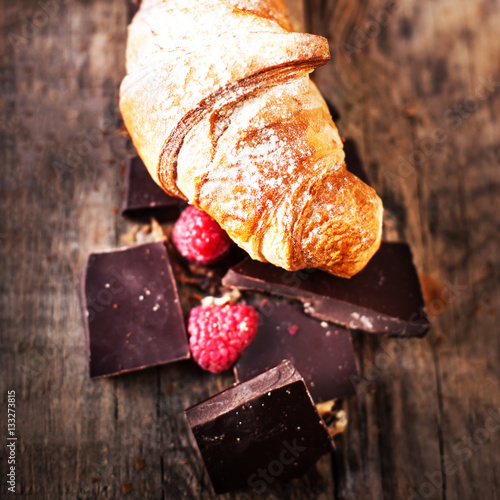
[1,0,499,499]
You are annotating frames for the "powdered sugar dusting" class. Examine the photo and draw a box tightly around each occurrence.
[177,75,345,263]
[121,0,383,276]
[120,0,329,190]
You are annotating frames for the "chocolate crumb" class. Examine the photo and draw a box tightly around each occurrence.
[317,400,348,437]
[120,224,139,244]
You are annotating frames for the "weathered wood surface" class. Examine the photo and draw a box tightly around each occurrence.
[1,0,499,499]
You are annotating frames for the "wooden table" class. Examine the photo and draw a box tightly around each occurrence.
[1,1,499,498]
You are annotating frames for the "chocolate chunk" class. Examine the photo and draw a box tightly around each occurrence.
[184,360,333,494]
[79,242,189,378]
[222,242,430,337]
[344,138,371,186]
[235,301,358,403]
[121,155,185,220]
[127,0,142,22]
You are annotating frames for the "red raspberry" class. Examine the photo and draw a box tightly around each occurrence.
[172,206,232,265]
[188,304,259,373]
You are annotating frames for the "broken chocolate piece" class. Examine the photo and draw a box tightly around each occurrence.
[121,155,185,220]
[235,301,358,402]
[222,242,430,337]
[185,360,333,494]
[79,241,189,378]
[127,0,142,22]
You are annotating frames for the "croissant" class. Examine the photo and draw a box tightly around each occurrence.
[119,0,383,278]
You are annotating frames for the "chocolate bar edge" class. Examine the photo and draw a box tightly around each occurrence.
[222,241,431,338]
[184,359,302,428]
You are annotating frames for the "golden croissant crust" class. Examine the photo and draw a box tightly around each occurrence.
[120,0,383,277]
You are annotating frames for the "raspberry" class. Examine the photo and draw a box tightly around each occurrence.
[188,304,259,373]
[172,206,232,265]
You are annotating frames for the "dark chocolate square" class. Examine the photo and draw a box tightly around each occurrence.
[185,360,333,494]
[79,241,189,378]
[235,301,358,402]
[222,242,430,337]
[127,0,142,22]
[121,155,185,220]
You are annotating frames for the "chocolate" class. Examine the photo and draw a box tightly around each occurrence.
[127,0,142,22]
[79,241,189,378]
[121,155,185,220]
[222,242,430,337]
[235,301,358,402]
[184,360,333,494]
[344,138,371,186]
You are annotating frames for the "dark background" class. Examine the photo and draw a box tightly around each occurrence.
[1,0,499,498]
